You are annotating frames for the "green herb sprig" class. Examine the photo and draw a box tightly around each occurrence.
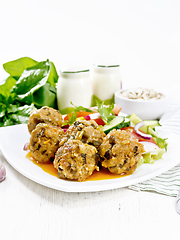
[96,100,116,124]
[63,102,93,125]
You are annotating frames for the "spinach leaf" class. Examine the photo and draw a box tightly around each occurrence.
[0,76,16,102]
[7,104,35,125]
[0,76,17,123]
[47,61,59,87]
[0,57,59,127]
[11,59,58,108]
[3,57,38,77]
[0,103,35,126]
[33,83,57,108]
[0,103,7,118]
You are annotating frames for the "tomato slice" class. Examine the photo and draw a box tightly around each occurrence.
[121,127,157,144]
[93,118,105,126]
[64,114,70,122]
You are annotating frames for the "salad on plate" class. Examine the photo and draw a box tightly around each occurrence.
[0,56,168,183]
[25,102,167,182]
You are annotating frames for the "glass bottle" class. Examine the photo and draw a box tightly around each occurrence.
[90,64,122,106]
[57,68,92,114]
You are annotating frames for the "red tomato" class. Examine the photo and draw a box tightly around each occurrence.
[64,114,70,122]
[121,127,157,144]
[93,118,105,126]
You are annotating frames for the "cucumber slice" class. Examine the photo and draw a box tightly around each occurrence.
[129,113,147,132]
[146,126,160,138]
[102,116,130,134]
[144,120,161,128]
[129,113,160,131]
[129,113,142,125]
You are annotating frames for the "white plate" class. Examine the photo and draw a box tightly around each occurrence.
[0,124,179,192]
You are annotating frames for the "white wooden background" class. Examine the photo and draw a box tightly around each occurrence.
[0,0,180,89]
[1,149,180,240]
[1,1,180,239]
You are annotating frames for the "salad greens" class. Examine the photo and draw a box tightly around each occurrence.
[128,113,168,164]
[0,57,58,127]
[139,148,165,165]
[146,126,168,151]
[63,102,93,125]
[0,57,168,166]
[3,57,38,78]
[129,113,168,151]
[96,100,116,124]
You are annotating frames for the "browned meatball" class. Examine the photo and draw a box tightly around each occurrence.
[28,123,64,163]
[54,139,99,181]
[27,106,63,133]
[99,129,145,175]
[59,119,106,150]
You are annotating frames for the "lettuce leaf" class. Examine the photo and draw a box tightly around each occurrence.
[146,126,168,151]
[139,148,165,165]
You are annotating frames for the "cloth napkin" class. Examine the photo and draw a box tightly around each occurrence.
[129,83,180,197]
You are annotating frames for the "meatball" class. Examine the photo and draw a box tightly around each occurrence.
[54,139,99,181]
[99,129,145,175]
[28,123,64,163]
[27,106,63,133]
[59,119,106,150]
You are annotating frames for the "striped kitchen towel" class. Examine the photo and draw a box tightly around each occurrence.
[129,164,180,197]
[129,83,180,197]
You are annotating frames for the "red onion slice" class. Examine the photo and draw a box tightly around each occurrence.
[141,141,159,153]
[0,162,6,182]
[134,121,152,140]
[23,143,29,151]
[85,115,91,120]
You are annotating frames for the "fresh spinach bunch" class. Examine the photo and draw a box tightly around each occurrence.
[0,57,58,127]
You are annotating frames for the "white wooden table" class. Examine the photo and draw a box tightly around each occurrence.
[1,148,180,240]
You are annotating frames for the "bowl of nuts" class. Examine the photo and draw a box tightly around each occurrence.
[115,88,167,120]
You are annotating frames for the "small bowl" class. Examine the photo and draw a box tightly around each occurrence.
[115,88,167,120]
